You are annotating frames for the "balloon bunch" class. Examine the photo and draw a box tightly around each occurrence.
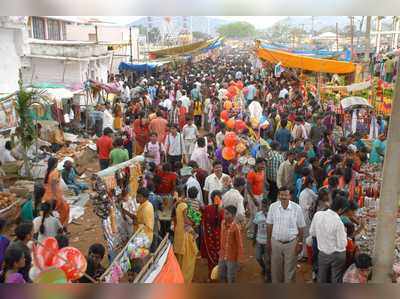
[30,237,87,283]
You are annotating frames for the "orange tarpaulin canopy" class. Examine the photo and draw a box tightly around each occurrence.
[255,47,356,74]
[153,247,185,283]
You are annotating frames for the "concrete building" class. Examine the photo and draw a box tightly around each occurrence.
[0,16,139,94]
[0,17,30,94]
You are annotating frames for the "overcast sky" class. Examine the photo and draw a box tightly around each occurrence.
[94,16,286,29]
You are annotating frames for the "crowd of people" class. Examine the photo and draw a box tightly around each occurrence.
[0,45,390,284]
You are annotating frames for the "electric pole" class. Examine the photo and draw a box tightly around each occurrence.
[372,61,400,283]
[129,26,133,63]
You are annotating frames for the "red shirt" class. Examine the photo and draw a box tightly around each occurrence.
[219,220,243,262]
[155,170,177,195]
[96,135,113,160]
[247,170,265,196]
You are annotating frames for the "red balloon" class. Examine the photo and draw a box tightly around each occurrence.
[235,120,247,132]
[222,146,236,161]
[52,247,87,281]
[220,110,229,122]
[226,118,235,129]
[33,237,59,270]
[224,131,238,147]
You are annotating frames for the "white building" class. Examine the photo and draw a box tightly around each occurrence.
[0,17,30,94]
[0,16,139,95]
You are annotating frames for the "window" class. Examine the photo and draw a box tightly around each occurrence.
[47,19,61,40]
[31,16,45,39]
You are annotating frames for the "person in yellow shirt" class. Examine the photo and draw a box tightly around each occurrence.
[134,187,154,244]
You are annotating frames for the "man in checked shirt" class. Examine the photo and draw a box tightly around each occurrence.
[218,205,244,283]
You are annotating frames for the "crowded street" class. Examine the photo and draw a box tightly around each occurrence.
[0,15,399,284]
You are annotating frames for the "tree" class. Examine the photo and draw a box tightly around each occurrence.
[15,70,45,177]
[217,22,256,39]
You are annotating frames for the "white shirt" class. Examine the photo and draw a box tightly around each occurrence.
[266,201,306,242]
[102,109,114,131]
[279,88,289,99]
[165,133,186,156]
[186,176,204,208]
[204,173,230,204]
[190,148,212,173]
[160,99,172,111]
[309,209,347,255]
[216,132,225,148]
[248,101,263,121]
[33,215,63,243]
[182,124,198,140]
[299,188,317,225]
[180,95,191,111]
[222,188,246,222]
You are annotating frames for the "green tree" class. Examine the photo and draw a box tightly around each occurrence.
[217,22,256,39]
[15,70,45,176]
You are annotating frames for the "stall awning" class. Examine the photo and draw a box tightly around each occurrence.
[341,96,373,110]
[118,61,168,74]
[148,38,220,59]
[255,44,356,74]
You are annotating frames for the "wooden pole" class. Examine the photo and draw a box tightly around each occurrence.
[372,61,400,282]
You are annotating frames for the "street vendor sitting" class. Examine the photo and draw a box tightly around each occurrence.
[61,160,88,195]
[51,124,65,152]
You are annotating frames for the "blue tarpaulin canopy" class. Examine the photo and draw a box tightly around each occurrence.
[118,62,166,74]
[260,42,352,61]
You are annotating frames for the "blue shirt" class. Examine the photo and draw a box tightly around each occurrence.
[253,211,268,244]
[274,128,292,151]
[246,85,257,101]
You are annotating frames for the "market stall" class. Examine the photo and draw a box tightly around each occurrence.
[91,157,144,260]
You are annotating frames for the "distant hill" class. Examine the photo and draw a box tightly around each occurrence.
[129,16,229,36]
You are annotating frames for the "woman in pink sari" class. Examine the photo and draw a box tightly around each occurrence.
[200,190,224,279]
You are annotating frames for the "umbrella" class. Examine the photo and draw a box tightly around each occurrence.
[341,96,373,111]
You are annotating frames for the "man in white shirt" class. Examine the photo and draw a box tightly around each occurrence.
[267,187,306,283]
[182,118,199,157]
[309,195,348,283]
[278,87,289,99]
[179,90,191,111]
[102,104,114,131]
[204,161,230,205]
[185,168,204,208]
[164,125,186,166]
[160,98,172,111]
[215,124,226,148]
[190,137,212,174]
[221,177,246,223]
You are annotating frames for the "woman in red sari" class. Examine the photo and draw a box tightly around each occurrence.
[200,190,224,279]
[133,112,149,155]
